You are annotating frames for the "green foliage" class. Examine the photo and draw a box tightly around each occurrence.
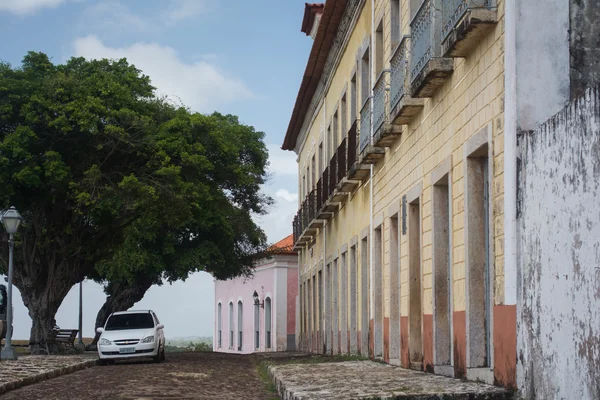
[0,52,271,340]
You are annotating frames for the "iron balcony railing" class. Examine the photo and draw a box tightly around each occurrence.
[329,152,338,197]
[373,70,390,135]
[442,0,493,41]
[316,178,323,211]
[410,0,433,82]
[347,120,358,171]
[359,98,372,152]
[390,37,410,111]
[337,138,347,183]
[322,167,330,205]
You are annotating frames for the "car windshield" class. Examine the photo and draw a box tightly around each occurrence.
[105,313,155,331]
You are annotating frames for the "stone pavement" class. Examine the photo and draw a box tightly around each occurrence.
[269,360,511,400]
[0,355,97,396]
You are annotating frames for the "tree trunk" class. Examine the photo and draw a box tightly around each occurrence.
[18,276,79,354]
[90,276,155,347]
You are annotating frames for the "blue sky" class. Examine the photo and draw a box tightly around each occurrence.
[0,0,308,338]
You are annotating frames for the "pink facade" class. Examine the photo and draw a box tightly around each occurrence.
[214,243,297,354]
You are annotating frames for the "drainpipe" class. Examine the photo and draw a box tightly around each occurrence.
[504,0,517,307]
[322,97,327,354]
[369,0,375,321]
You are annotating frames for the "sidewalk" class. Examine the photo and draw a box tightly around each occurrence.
[269,360,511,400]
[0,354,98,396]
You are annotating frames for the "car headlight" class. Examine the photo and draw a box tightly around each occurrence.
[99,338,112,346]
[141,335,155,343]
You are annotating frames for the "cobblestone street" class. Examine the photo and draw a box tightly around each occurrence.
[0,352,275,400]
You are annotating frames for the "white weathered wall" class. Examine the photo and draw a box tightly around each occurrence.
[518,86,600,400]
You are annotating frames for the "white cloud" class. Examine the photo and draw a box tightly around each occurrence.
[276,189,298,203]
[267,144,298,177]
[167,0,209,24]
[255,189,298,244]
[0,0,65,15]
[82,1,151,34]
[72,35,254,112]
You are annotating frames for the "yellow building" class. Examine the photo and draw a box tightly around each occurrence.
[283,0,515,389]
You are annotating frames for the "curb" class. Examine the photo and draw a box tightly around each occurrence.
[0,358,98,396]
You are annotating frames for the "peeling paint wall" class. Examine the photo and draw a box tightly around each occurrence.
[570,0,600,100]
[518,86,600,400]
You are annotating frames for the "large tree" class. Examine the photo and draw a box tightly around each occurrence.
[0,53,271,350]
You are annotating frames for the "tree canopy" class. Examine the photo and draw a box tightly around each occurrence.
[0,52,271,347]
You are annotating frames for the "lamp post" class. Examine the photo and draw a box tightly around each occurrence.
[75,281,85,350]
[1,207,22,361]
[253,290,264,308]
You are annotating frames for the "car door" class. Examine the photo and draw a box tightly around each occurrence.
[152,312,164,345]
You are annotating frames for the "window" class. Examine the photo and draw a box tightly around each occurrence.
[105,313,154,331]
[254,302,260,350]
[350,73,358,123]
[265,297,272,349]
[229,302,234,349]
[319,143,324,174]
[307,167,310,194]
[341,94,348,137]
[391,0,401,48]
[218,303,222,348]
[333,111,339,155]
[237,301,243,351]
[375,20,384,78]
[361,47,371,106]
[327,125,332,162]
[312,155,316,190]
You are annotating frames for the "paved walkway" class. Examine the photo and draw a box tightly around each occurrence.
[269,361,510,400]
[0,355,97,396]
[1,352,276,400]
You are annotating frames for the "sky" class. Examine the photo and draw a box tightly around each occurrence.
[0,0,309,339]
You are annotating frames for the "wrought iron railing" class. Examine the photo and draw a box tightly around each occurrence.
[347,120,358,171]
[373,70,390,135]
[337,138,347,183]
[329,153,338,195]
[410,0,433,82]
[390,37,409,111]
[359,98,371,152]
[308,190,316,222]
[316,178,323,211]
[322,167,329,205]
[442,0,492,41]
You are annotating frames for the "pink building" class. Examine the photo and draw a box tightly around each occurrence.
[213,235,298,353]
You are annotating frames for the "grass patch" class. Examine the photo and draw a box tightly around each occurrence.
[257,361,279,400]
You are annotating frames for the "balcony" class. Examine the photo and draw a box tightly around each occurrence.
[390,35,425,125]
[410,0,454,98]
[292,130,367,248]
[358,97,385,164]
[344,120,369,184]
[442,0,497,57]
[372,69,403,148]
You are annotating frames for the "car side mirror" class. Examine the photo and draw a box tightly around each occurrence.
[156,324,164,330]
[96,327,104,334]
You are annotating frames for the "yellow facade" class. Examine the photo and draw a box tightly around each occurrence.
[289,0,510,387]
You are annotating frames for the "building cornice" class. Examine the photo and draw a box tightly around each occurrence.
[294,0,366,155]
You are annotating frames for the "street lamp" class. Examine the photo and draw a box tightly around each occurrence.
[1,206,22,361]
[253,290,264,309]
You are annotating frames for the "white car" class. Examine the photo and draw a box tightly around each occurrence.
[96,309,165,364]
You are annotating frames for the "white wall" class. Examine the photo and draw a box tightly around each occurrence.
[518,87,600,400]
